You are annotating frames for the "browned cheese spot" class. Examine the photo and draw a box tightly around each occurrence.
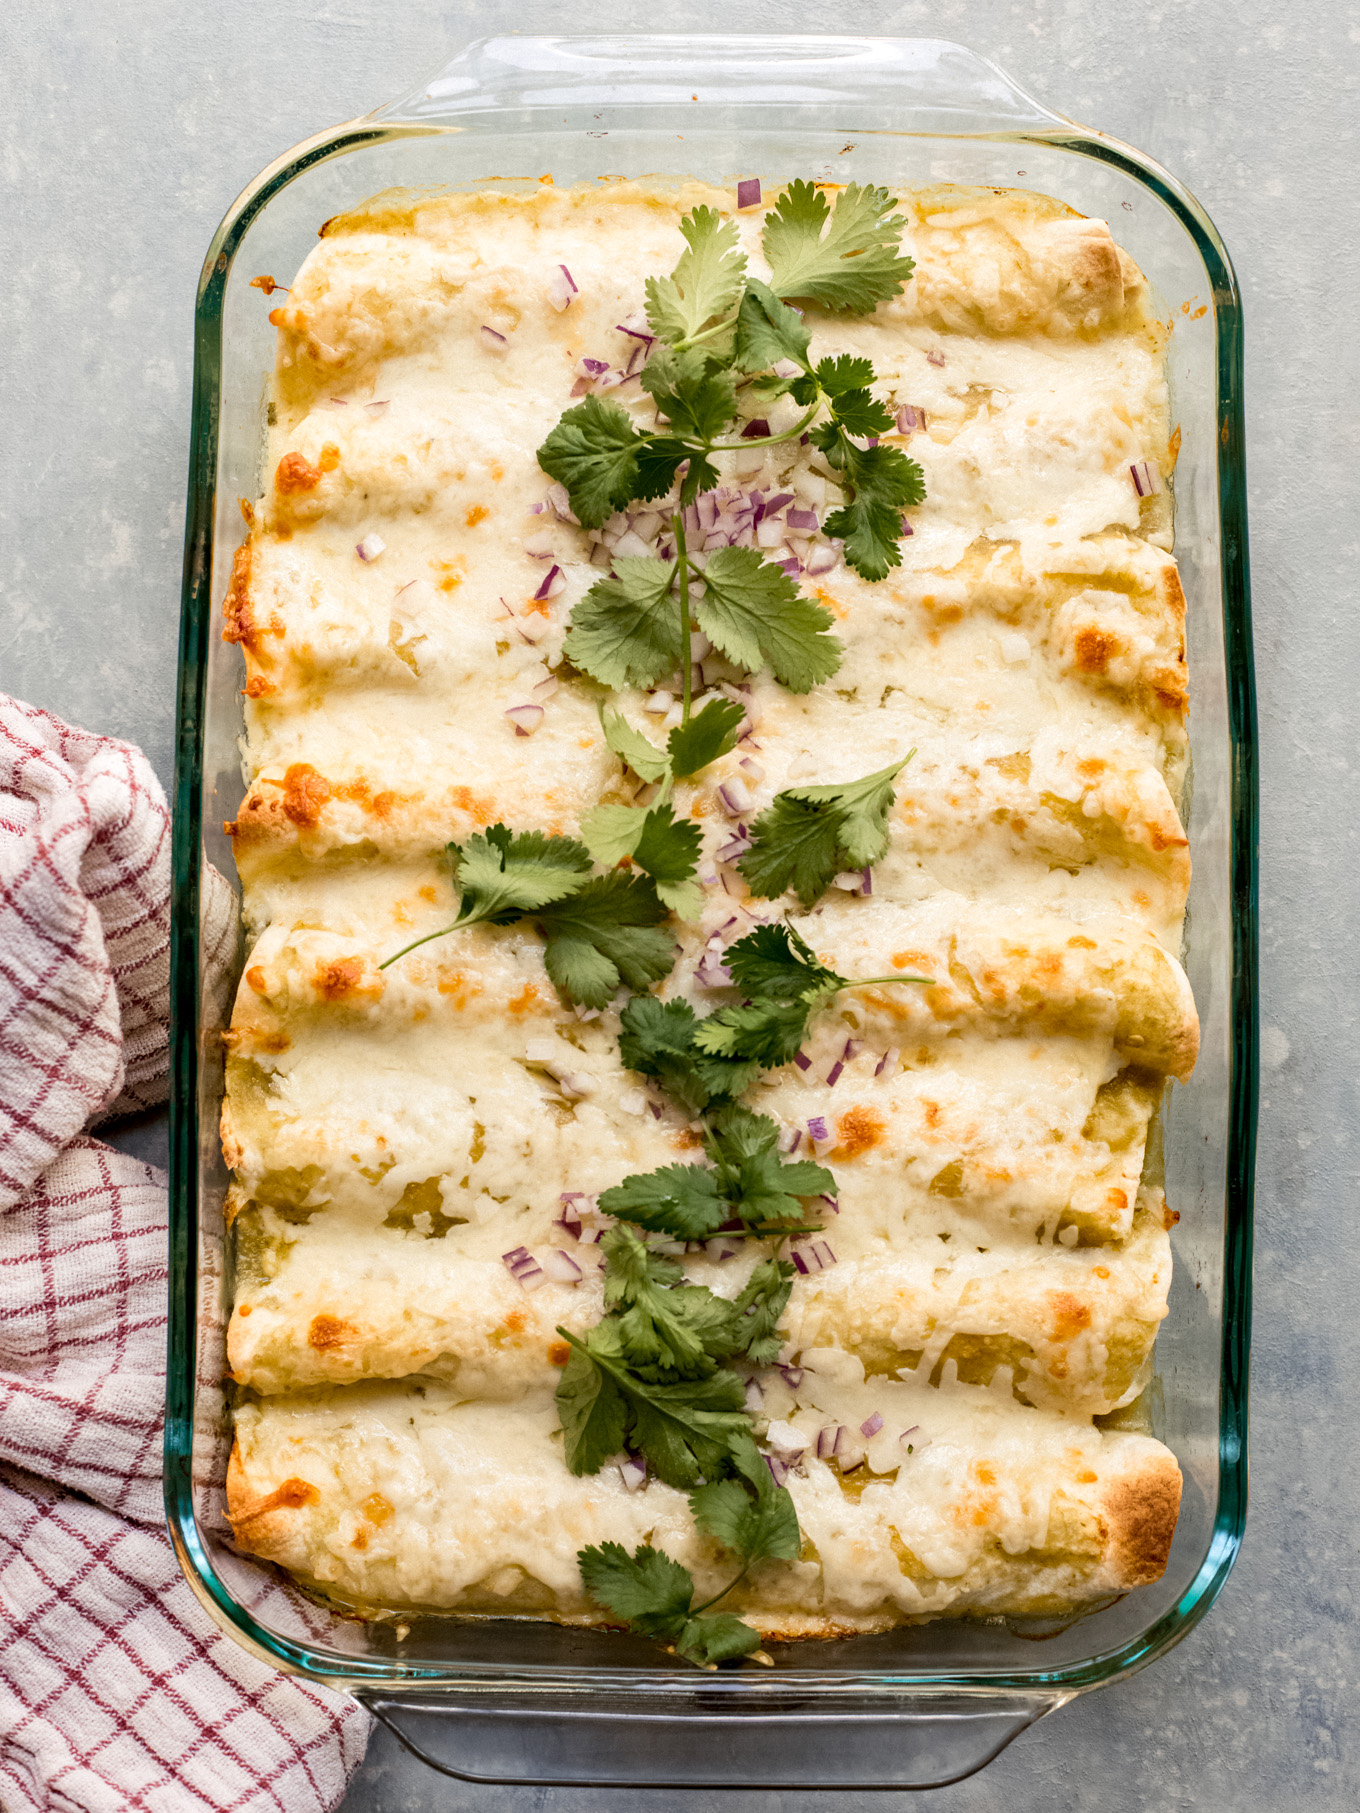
[282,763,332,828]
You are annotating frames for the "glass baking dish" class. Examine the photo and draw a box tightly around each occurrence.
[166,34,1257,1790]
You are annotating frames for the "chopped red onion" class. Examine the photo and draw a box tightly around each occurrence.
[695,955,734,990]
[805,543,839,577]
[705,1235,744,1262]
[764,492,794,514]
[569,377,591,397]
[740,417,771,439]
[744,1378,764,1412]
[365,399,391,416]
[716,778,752,818]
[875,1046,900,1077]
[806,1116,829,1144]
[780,1127,803,1155]
[618,1456,648,1492]
[615,318,655,344]
[772,358,801,379]
[533,564,565,602]
[900,516,914,538]
[502,1247,545,1290]
[763,1453,790,1488]
[1130,459,1161,498]
[791,1050,812,1074]
[790,1237,837,1275]
[777,1364,804,1390]
[327,395,349,406]
[553,1202,584,1240]
[578,356,610,377]
[815,1424,843,1461]
[542,1249,585,1284]
[861,866,873,896]
[860,1412,884,1438]
[714,823,752,863]
[355,534,386,563]
[775,557,801,578]
[896,404,926,434]
[785,506,819,533]
[504,703,544,737]
[824,1059,844,1088]
[481,325,508,346]
[736,177,762,209]
[548,264,578,311]
[926,348,945,367]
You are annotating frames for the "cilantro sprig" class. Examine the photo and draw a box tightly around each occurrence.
[694,922,933,1069]
[541,184,927,736]
[579,699,745,920]
[578,1435,797,1666]
[599,1106,833,1243]
[379,824,673,1008]
[738,752,914,907]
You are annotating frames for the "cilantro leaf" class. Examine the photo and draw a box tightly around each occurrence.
[667,695,745,779]
[578,1540,694,1641]
[738,757,909,905]
[624,1366,750,1489]
[645,206,747,346]
[734,278,811,373]
[674,1613,763,1667]
[564,557,683,691]
[812,353,876,397]
[705,1104,835,1228]
[691,1434,800,1564]
[826,387,896,441]
[641,346,738,445]
[536,395,648,530]
[601,708,670,784]
[599,1163,728,1240]
[579,803,652,869]
[556,1324,629,1474]
[634,437,693,504]
[814,432,926,581]
[721,922,841,1000]
[536,873,674,1006]
[580,803,702,919]
[576,1541,764,1667]
[731,1257,797,1366]
[450,824,592,925]
[603,1226,739,1377]
[694,548,841,693]
[763,181,915,313]
[618,995,761,1116]
[631,805,703,918]
[692,992,826,1070]
[556,1323,748,1487]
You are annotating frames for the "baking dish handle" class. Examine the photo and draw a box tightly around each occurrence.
[370,34,1070,137]
[354,1687,1067,1789]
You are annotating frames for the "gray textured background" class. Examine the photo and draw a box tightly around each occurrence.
[3,1,1356,1808]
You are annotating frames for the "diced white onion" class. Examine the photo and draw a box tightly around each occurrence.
[999,632,1031,664]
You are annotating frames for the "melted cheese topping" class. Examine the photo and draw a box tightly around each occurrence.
[225,179,1191,1629]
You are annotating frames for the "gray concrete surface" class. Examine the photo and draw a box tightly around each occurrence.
[3,1,1356,1807]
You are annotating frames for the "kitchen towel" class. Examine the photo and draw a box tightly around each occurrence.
[0,694,370,1813]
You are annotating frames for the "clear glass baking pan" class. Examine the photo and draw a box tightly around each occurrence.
[166,34,1257,1790]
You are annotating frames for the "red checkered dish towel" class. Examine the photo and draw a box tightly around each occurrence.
[0,696,370,1813]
